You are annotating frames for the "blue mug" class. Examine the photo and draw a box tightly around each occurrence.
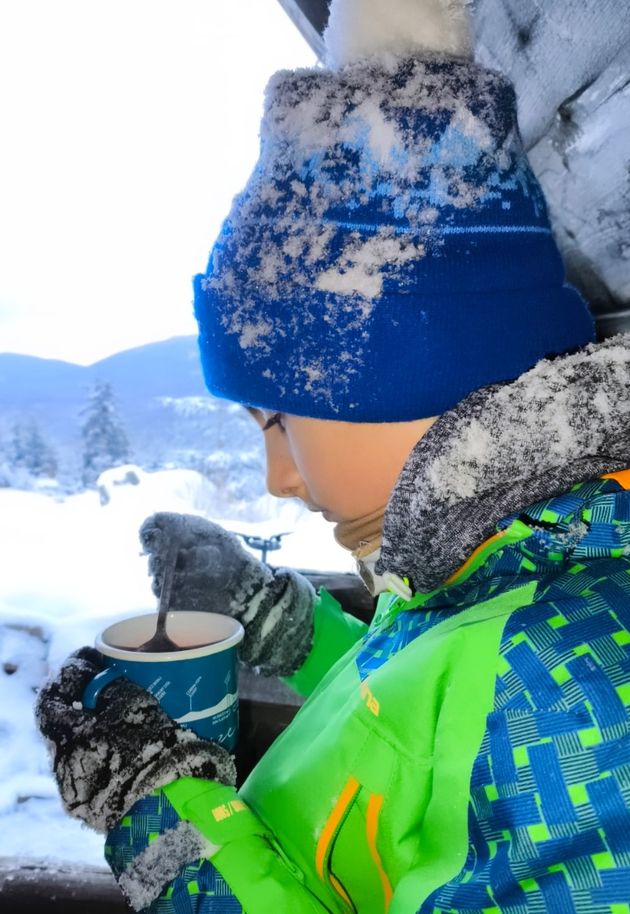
[83,611,244,749]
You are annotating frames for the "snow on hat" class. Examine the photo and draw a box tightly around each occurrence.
[193,0,594,422]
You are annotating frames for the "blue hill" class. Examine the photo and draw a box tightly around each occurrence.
[0,337,263,488]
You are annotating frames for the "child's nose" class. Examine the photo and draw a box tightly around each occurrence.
[266,459,304,498]
[265,448,304,500]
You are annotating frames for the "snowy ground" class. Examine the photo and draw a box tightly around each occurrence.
[0,467,353,864]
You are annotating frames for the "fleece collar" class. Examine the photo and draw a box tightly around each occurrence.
[376,334,630,592]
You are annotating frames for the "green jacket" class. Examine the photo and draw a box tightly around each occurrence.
[108,470,630,914]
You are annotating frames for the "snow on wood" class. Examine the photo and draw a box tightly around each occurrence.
[474,0,630,322]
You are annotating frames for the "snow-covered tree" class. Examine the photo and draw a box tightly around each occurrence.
[7,419,58,479]
[80,380,131,487]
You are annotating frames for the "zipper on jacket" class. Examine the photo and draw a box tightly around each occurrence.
[315,776,394,914]
[316,776,360,912]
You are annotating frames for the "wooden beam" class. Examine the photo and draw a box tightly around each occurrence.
[596,308,630,339]
[275,0,329,57]
[0,857,129,913]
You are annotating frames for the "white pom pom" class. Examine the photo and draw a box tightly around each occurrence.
[323,0,473,68]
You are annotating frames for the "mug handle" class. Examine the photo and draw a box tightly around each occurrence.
[83,666,126,709]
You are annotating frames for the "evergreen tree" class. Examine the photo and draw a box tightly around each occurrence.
[8,419,58,478]
[80,380,131,486]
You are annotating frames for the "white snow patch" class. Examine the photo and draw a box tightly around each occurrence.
[159,397,220,418]
[315,230,425,301]
[341,96,402,166]
[317,263,384,300]
[238,319,274,351]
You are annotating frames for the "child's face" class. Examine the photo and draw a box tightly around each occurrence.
[248,409,435,523]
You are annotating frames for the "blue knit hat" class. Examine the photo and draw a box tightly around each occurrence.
[194,54,594,421]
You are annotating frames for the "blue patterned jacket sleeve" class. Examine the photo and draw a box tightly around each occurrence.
[106,789,243,913]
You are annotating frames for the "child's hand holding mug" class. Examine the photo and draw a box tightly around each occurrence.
[139,512,316,677]
[35,647,236,833]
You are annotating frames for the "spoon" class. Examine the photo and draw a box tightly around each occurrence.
[136,535,181,652]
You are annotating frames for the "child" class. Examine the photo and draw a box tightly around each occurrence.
[36,1,630,911]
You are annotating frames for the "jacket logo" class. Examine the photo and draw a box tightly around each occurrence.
[360,680,380,717]
[212,798,247,822]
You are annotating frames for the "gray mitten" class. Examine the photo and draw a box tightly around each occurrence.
[139,512,315,677]
[35,647,236,833]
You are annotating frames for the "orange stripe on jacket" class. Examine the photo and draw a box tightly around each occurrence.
[603,469,630,490]
[366,794,394,913]
[315,776,360,879]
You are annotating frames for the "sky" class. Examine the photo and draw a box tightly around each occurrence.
[0,0,314,365]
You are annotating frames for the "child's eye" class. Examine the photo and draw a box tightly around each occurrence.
[262,412,285,432]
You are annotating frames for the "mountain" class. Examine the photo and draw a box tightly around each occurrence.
[0,337,265,497]
[88,336,210,400]
[0,353,85,407]
[0,336,207,408]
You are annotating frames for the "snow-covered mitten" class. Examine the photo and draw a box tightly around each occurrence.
[139,512,316,676]
[35,647,236,833]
